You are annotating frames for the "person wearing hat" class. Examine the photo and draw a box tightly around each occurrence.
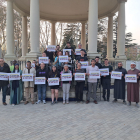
[60,64,71,104]
[127,62,140,108]
[112,62,127,104]
[10,63,23,106]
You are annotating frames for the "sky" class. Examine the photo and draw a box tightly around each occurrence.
[126,0,140,45]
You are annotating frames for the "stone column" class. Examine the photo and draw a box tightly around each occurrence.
[81,22,86,50]
[5,0,16,61]
[107,14,114,60]
[116,0,127,59]
[26,0,41,60]
[21,16,27,58]
[88,0,100,59]
[51,21,56,45]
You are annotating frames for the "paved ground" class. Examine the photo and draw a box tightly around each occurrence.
[0,92,140,140]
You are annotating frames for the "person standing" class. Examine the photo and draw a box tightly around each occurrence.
[0,58,10,105]
[55,45,60,57]
[101,59,113,102]
[74,62,85,103]
[10,64,23,106]
[127,62,140,108]
[48,65,60,105]
[61,65,71,104]
[75,44,87,59]
[36,62,48,104]
[44,47,54,64]
[65,42,75,59]
[113,62,127,104]
[95,56,102,69]
[54,51,62,72]
[23,61,36,105]
[86,59,99,104]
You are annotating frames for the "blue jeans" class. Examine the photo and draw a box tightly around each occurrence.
[37,84,47,100]
[13,88,17,105]
[0,86,7,103]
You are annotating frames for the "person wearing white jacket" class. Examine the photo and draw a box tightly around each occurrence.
[23,61,36,105]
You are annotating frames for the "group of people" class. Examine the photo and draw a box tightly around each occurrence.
[0,42,140,108]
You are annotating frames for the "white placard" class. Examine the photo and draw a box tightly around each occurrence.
[35,77,45,85]
[61,73,72,81]
[47,45,56,52]
[0,72,9,81]
[31,63,35,68]
[9,73,20,81]
[111,71,122,80]
[39,57,49,64]
[22,74,34,82]
[63,49,71,55]
[59,55,68,62]
[80,61,89,69]
[75,49,81,55]
[48,78,59,86]
[75,73,85,81]
[89,71,100,79]
[125,74,137,83]
[99,68,109,76]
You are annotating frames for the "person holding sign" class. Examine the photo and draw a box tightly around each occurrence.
[76,49,88,63]
[54,51,62,72]
[48,65,60,105]
[101,59,113,102]
[75,44,87,59]
[36,63,48,104]
[86,59,99,104]
[23,61,36,105]
[113,62,127,104]
[0,58,11,105]
[10,64,23,106]
[127,62,140,107]
[74,62,85,103]
[61,65,72,104]
[65,42,75,59]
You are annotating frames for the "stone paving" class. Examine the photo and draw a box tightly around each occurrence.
[0,92,140,140]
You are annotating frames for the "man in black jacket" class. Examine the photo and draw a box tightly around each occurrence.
[36,62,48,104]
[0,58,10,105]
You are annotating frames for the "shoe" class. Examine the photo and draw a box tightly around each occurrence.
[102,96,106,101]
[24,101,29,105]
[12,104,15,106]
[63,101,65,105]
[51,102,55,105]
[93,100,98,104]
[3,102,7,106]
[31,101,34,104]
[112,99,117,103]
[66,100,69,104]
[43,100,46,104]
[123,101,127,105]
[127,102,131,106]
[86,100,90,104]
[36,100,41,104]
[75,101,78,104]
[55,100,58,104]
[136,103,139,108]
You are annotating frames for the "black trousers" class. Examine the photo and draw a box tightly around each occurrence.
[102,79,110,100]
[75,82,85,101]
